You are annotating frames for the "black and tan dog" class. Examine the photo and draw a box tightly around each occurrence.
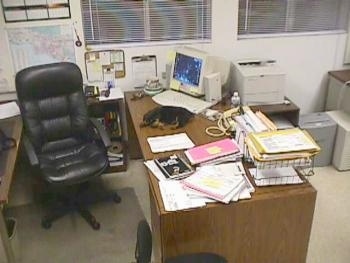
[140,106,194,129]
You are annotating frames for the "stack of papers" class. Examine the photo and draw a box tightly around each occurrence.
[147,133,195,153]
[184,138,242,165]
[145,161,254,211]
[249,167,303,186]
[182,162,253,204]
[246,128,320,162]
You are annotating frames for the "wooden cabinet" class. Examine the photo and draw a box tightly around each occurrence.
[87,98,127,173]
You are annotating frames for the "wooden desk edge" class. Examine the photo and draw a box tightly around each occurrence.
[0,117,22,204]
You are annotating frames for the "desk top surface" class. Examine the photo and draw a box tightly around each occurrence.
[125,92,316,214]
[0,116,22,204]
[329,69,350,83]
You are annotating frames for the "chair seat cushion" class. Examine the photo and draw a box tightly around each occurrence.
[38,142,108,186]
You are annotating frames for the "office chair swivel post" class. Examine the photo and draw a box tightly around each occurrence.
[40,182,121,230]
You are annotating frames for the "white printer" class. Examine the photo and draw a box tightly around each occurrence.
[232,59,285,105]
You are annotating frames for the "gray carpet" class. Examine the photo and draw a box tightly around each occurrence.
[6,187,144,263]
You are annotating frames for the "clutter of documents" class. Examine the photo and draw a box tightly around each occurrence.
[153,162,253,211]
[143,104,322,211]
[245,128,320,162]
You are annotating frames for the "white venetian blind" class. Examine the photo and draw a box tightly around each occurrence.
[81,0,212,46]
[238,0,350,37]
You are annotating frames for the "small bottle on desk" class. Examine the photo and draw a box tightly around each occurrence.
[231,91,241,108]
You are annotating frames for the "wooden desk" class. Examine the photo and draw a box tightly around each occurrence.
[125,92,316,263]
[0,117,22,263]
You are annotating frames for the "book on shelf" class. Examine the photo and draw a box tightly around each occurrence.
[154,154,194,180]
[109,159,124,167]
[104,111,122,137]
[184,138,241,165]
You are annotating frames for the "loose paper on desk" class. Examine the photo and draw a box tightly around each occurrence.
[249,167,303,186]
[182,163,247,203]
[98,87,124,101]
[144,160,167,181]
[147,133,195,153]
[0,101,20,119]
[159,180,206,212]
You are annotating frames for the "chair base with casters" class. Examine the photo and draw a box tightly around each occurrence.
[40,181,121,230]
[135,219,227,263]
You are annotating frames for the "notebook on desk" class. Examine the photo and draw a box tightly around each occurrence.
[184,138,241,165]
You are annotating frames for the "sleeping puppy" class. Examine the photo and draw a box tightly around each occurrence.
[140,106,194,129]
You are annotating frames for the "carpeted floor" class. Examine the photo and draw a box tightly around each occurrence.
[6,187,144,263]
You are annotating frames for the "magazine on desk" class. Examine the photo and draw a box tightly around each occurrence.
[154,154,194,180]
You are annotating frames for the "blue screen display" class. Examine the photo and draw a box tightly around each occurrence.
[173,53,203,87]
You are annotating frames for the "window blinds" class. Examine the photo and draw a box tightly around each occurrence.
[238,0,350,37]
[81,0,212,45]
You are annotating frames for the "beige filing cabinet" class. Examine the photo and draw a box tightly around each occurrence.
[326,70,350,114]
[326,111,350,170]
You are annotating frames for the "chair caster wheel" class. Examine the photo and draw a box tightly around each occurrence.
[113,194,121,203]
[41,220,52,229]
[92,221,100,230]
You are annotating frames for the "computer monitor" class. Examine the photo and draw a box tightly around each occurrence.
[170,47,209,97]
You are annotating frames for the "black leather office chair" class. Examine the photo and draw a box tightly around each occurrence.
[15,62,120,230]
[135,219,227,263]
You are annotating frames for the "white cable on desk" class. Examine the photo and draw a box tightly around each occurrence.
[205,114,234,137]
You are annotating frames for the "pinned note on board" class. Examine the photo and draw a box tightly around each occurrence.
[85,49,125,82]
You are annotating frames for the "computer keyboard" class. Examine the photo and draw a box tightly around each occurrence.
[152,90,213,114]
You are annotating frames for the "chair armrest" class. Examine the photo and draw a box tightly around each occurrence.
[23,135,39,166]
[89,118,112,148]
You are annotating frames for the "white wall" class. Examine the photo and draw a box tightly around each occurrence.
[1,0,349,113]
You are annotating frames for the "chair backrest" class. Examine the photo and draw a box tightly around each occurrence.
[135,219,228,263]
[135,219,152,263]
[15,62,89,153]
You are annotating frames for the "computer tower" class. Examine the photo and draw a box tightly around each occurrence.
[204,72,221,103]
[326,111,350,170]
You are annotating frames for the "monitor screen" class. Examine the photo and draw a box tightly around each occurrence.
[172,53,203,87]
[169,47,208,97]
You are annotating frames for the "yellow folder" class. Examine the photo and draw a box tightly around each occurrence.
[247,128,320,154]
